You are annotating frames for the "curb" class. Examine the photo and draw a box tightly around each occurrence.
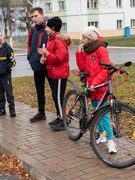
[0,138,66,180]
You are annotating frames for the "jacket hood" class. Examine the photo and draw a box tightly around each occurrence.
[55,33,72,46]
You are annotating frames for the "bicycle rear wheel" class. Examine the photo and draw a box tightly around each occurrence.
[63,90,84,140]
[90,103,135,168]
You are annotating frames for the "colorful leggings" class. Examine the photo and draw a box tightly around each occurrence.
[91,100,113,140]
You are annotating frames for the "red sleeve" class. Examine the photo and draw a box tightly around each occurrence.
[92,47,113,86]
[46,39,68,64]
[27,30,32,53]
[75,51,86,71]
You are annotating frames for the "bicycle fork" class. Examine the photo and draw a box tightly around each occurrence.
[111,100,122,138]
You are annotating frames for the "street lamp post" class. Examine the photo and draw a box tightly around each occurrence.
[79,0,82,41]
[7,0,13,47]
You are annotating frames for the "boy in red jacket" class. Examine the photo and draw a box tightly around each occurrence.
[38,16,72,131]
[76,26,117,154]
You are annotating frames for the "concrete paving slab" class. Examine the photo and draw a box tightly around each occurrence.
[0,101,135,180]
[0,176,20,180]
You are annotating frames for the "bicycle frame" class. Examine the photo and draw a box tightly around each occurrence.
[66,61,132,133]
[63,61,135,168]
[67,71,119,132]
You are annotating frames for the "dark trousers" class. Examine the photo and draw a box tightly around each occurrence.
[49,78,67,118]
[0,74,15,109]
[34,69,51,115]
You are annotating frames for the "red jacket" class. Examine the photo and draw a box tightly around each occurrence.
[45,32,70,79]
[76,45,112,100]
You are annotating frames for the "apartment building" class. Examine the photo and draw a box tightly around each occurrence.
[0,0,135,39]
[34,0,135,39]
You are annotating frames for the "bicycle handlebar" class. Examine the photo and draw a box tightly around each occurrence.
[98,61,132,75]
[76,61,132,93]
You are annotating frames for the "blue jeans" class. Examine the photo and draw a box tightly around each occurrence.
[91,100,113,140]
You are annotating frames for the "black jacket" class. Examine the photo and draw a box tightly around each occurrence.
[27,23,48,72]
[0,41,16,77]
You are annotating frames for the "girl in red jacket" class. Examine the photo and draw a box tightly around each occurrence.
[76,26,117,154]
[38,16,72,131]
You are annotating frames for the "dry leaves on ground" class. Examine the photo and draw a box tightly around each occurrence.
[0,152,35,180]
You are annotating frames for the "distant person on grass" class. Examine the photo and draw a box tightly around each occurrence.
[38,16,72,131]
[27,7,51,122]
[0,31,16,117]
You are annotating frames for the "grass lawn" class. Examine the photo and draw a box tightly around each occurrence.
[12,63,135,111]
[6,36,135,48]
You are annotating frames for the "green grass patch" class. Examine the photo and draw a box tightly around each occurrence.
[13,63,135,110]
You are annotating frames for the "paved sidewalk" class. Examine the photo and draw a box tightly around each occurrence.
[0,101,135,180]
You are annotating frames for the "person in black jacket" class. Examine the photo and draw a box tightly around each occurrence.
[0,31,16,117]
[27,7,50,122]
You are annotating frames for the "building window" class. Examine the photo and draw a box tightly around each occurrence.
[117,20,122,29]
[19,27,26,32]
[116,0,122,7]
[45,3,52,12]
[19,18,25,23]
[61,23,67,32]
[131,19,135,27]
[59,1,66,11]
[19,10,25,14]
[87,0,98,8]
[88,21,98,28]
[130,0,135,7]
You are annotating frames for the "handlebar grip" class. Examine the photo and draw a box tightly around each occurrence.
[119,69,129,75]
[99,62,114,70]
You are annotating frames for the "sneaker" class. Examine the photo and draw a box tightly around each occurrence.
[96,135,107,144]
[107,141,117,154]
[30,113,46,122]
[48,118,61,126]
[0,109,6,116]
[51,120,65,131]
[9,107,16,117]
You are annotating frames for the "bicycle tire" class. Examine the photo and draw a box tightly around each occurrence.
[90,103,135,168]
[63,90,84,141]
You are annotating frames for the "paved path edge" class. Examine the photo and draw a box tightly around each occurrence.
[0,138,66,180]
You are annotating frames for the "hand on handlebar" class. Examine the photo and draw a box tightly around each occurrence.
[89,85,95,92]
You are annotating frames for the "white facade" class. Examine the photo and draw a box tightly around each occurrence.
[34,0,135,39]
[0,0,135,39]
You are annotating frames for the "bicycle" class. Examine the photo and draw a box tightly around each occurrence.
[63,61,135,168]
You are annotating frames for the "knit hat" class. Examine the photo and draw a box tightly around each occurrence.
[82,26,100,40]
[47,16,62,32]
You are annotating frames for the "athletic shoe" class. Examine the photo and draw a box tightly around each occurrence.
[30,113,46,122]
[107,141,117,154]
[0,109,6,116]
[96,135,107,144]
[48,118,61,126]
[51,120,65,131]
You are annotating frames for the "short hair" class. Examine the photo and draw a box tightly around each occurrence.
[30,7,43,14]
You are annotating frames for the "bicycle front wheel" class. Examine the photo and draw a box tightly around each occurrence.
[63,90,84,141]
[90,104,135,168]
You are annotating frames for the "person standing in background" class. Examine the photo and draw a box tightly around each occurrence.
[0,31,16,117]
[27,7,51,122]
